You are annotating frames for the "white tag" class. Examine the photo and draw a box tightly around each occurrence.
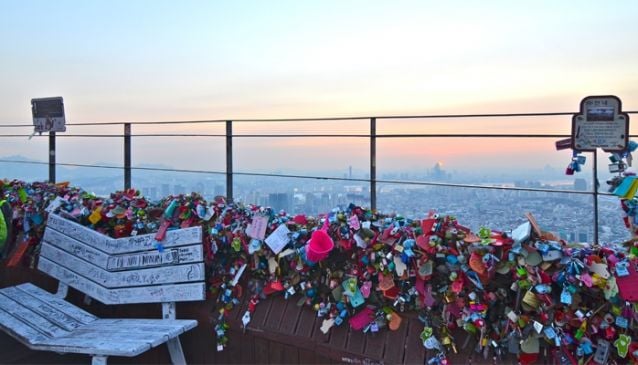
[394,256,407,276]
[264,224,291,254]
[354,233,367,248]
[231,263,247,286]
[533,321,543,334]
[423,336,440,350]
[320,318,335,334]
[278,248,296,258]
[242,311,251,327]
[268,257,278,274]
[45,196,66,213]
[217,344,224,352]
[507,311,519,322]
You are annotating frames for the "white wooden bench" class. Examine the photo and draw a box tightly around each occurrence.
[0,213,206,365]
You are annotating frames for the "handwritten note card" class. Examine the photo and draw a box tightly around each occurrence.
[246,215,268,240]
[265,224,290,254]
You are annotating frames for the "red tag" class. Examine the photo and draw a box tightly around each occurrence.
[154,220,170,241]
[6,240,29,267]
[616,259,638,302]
[348,307,374,330]
[421,219,435,234]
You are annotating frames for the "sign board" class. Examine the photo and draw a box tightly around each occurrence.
[31,97,66,133]
[572,95,628,152]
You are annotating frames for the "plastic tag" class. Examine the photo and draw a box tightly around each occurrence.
[242,311,251,327]
[614,334,631,358]
[320,318,335,334]
[349,289,365,308]
[88,206,102,225]
[423,336,440,350]
[394,256,407,276]
[615,316,628,329]
[616,261,630,277]
[543,326,556,340]
[45,196,66,213]
[560,289,572,305]
[594,339,610,364]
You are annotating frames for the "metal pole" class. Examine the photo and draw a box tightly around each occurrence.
[49,131,56,183]
[592,149,599,244]
[124,123,131,190]
[370,118,376,210]
[226,120,233,202]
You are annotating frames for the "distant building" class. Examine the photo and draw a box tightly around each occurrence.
[574,178,587,191]
[578,232,589,243]
[174,184,186,195]
[161,184,170,197]
[269,193,291,213]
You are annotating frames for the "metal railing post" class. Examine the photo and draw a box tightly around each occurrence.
[124,123,131,190]
[593,149,599,244]
[49,131,56,183]
[370,118,376,210]
[226,120,233,202]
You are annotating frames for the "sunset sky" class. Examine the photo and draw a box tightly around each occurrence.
[1,0,638,176]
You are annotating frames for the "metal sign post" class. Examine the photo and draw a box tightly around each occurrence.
[571,95,630,244]
[31,97,67,183]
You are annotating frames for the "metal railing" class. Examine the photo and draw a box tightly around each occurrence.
[2,110,638,243]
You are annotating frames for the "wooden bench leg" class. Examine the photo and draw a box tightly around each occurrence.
[91,355,108,365]
[167,337,186,365]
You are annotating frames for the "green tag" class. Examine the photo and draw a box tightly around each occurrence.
[18,188,27,203]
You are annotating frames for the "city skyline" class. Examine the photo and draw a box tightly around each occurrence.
[2,1,638,171]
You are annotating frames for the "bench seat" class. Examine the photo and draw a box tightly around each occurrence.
[0,214,206,364]
[0,283,197,358]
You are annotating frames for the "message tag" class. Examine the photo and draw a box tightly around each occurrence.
[242,311,251,327]
[507,310,519,322]
[615,316,628,329]
[521,335,540,354]
[45,196,66,213]
[349,289,365,308]
[230,263,247,286]
[353,233,367,248]
[616,261,630,277]
[349,307,374,330]
[533,321,543,334]
[360,281,371,298]
[264,224,290,254]
[88,207,102,225]
[320,318,335,334]
[267,257,278,274]
[348,215,360,230]
[594,339,610,364]
[614,334,631,358]
[246,215,268,240]
[543,326,556,340]
[588,262,610,279]
[423,336,440,350]
[512,222,531,243]
[378,273,395,291]
[394,256,407,276]
[560,289,572,305]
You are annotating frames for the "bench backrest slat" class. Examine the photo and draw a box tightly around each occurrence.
[46,214,202,254]
[37,214,206,305]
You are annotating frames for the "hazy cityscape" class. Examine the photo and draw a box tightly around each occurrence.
[1,157,629,245]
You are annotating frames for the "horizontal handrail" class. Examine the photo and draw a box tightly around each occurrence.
[2,110,638,128]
